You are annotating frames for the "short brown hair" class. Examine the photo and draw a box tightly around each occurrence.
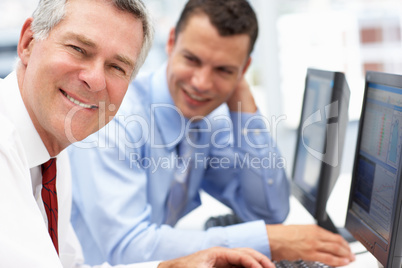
[175,0,258,55]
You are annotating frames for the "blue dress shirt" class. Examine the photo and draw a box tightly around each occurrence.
[69,64,290,265]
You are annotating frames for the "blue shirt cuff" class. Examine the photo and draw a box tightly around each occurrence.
[223,220,271,258]
[129,261,162,267]
[230,111,271,149]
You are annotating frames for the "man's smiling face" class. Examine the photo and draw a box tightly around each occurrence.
[18,0,144,153]
[165,13,251,120]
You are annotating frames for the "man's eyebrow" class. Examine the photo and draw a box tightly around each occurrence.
[182,49,200,61]
[64,32,135,69]
[115,54,135,70]
[182,49,238,71]
[65,32,97,48]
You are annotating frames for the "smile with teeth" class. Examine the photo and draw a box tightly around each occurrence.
[183,88,209,102]
[61,90,98,109]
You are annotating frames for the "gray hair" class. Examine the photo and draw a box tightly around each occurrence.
[31,0,154,80]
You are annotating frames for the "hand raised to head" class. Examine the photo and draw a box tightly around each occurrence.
[226,77,257,113]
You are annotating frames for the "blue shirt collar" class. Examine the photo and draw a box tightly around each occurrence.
[150,64,211,151]
[151,64,187,151]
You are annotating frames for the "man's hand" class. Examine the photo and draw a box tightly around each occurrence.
[158,247,274,268]
[267,224,355,267]
[227,77,257,113]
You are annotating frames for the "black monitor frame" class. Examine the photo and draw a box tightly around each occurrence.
[345,71,402,267]
[291,68,351,239]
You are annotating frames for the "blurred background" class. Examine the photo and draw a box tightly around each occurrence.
[1,0,402,175]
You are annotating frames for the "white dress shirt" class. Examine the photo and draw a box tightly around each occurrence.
[0,71,160,268]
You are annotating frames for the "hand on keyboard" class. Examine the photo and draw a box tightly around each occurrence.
[267,224,355,267]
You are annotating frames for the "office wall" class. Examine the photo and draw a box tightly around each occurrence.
[1,0,402,128]
[276,1,402,127]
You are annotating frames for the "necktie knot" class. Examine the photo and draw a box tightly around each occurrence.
[178,126,199,156]
[42,158,56,185]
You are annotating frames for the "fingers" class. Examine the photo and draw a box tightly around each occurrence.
[318,237,351,256]
[226,77,257,113]
[307,251,352,267]
[159,247,274,268]
[212,247,274,268]
[234,248,275,268]
[311,240,355,266]
[315,227,349,247]
[267,224,355,267]
[295,228,355,267]
[312,228,355,260]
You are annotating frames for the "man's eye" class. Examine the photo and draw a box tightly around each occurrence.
[184,55,197,63]
[218,68,233,75]
[69,45,84,54]
[113,66,124,72]
[110,64,127,75]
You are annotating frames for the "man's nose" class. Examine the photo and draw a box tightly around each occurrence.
[191,66,213,92]
[79,60,107,92]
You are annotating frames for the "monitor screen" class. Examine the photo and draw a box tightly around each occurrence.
[293,72,334,197]
[346,71,402,267]
[292,68,351,238]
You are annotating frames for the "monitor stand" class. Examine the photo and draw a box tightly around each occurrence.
[318,213,356,243]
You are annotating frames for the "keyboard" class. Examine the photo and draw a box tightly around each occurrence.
[205,216,335,268]
[274,259,334,268]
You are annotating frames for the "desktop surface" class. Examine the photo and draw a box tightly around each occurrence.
[178,119,376,267]
[175,120,377,267]
[176,189,379,268]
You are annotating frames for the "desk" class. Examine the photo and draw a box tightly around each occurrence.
[177,121,380,266]
[176,186,380,267]
[286,195,380,268]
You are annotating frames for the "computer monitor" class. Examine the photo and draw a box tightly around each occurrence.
[345,71,402,267]
[291,68,351,239]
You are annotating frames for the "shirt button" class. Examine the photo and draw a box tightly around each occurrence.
[267,178,274,185]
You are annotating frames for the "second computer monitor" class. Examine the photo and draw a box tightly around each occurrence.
[292,68,350,236]
[345,71,402,267]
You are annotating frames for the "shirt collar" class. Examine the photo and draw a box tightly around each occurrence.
[150,64,217,151]
[1,71,50,167]
[151,63,188,151]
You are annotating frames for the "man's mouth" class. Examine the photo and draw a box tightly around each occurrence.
[61,90,98,109]
[183,88,209,102]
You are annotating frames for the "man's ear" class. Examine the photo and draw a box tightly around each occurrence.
[165,27,176,56]
[241,57,252,76]
[18,18,35,66]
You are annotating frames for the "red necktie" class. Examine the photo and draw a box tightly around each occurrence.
[41,158,59,254]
